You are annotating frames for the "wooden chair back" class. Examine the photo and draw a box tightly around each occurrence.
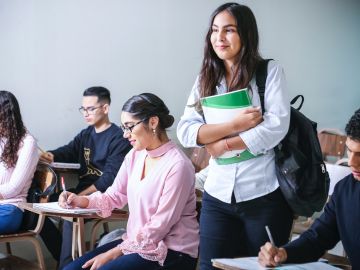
[318,129,347,163]
[0,162,57,270]
[189,147,211,173]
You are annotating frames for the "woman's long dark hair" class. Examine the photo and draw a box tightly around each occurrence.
[199,2,262,99]
[0,91,27,169]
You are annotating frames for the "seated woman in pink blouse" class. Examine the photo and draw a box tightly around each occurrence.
[0,90,39,234]
[59,93,199,270]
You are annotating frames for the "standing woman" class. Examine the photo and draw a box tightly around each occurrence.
[60,93,199,270]
[177,3,293,270]
[0,90,39,234]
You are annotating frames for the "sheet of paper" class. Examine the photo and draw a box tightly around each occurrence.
[211,257,341,270]
[50,162,81,169]
[276,262,341,269]
[33,202,98,214]
[212,257,266,270]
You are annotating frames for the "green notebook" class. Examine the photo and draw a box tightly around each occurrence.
[200,88,259,165]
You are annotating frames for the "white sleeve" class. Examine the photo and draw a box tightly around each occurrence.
[177,77,205,147]
[240,61,290,155]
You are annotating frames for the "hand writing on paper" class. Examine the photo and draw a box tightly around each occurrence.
[82,247,123,270]
[231,107,262,133]
[258,242,287,267]
[58,192,89,209]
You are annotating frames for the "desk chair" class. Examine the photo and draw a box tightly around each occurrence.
[318,129,347,163]
[336,158,349,166]
[0,162,57,270]
[189,147,211,173]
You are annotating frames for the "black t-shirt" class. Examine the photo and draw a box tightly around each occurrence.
[51,124,131,193]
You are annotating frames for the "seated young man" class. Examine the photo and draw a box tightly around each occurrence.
[39,86,131,269]
[258,108,360,269]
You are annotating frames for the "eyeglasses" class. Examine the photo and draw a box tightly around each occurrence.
[79,105,104,115]
[120,119,145,134]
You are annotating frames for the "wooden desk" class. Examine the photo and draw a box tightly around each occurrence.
[18,203,128,259]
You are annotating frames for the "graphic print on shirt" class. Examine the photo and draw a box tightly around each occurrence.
[79,147,103,178]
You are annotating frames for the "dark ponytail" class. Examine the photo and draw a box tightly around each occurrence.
[122,93,174,130]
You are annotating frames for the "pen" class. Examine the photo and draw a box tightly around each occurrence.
[37,145,46,154]
[265,225,276,246]
[61,177,69,208]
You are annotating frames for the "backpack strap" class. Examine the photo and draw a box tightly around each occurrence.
[256,59,273,112]
[290,95,304,111]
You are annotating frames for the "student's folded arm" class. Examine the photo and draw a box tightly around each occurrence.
[0,135,39,199]
[93,135,131,192]
[118,160,195,265]
[240,62,290,156]
[177,79,237,146]
[178,77,262,147]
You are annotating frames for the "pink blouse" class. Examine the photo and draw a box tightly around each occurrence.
[0,133,39,205]
[87,141,199,265]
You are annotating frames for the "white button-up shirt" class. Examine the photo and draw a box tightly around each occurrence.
[177,60,290,203]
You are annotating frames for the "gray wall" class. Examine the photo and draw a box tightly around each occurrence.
[0,0,359,149]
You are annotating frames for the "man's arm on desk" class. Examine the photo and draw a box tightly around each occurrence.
[259,191,341,267]
[39,133,81,164]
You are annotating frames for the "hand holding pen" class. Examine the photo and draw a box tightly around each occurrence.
[258,226,288,267]
[58,178,89,209]
[38,146,54,163]
[60,177,70,209]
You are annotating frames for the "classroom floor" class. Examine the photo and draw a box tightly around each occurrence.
[0,253,57,270]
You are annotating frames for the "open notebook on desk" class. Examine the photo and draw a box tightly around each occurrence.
[33,202,99,214]
[212,257,341,270]
[50,162,81,169]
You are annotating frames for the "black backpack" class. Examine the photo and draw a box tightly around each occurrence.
[20,163,58,230]
[256,59,330,217]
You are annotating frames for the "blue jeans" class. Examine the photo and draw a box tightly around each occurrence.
[64,239,197,270]
[199,189,293,270]
[0,204,23,234]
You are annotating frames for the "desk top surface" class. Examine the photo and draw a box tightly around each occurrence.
[18,202,128,219]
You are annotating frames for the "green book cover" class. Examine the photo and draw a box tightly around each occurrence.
[200,88,258,165]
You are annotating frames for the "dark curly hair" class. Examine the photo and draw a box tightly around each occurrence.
[0,91,27,169]
[345,108,360,142]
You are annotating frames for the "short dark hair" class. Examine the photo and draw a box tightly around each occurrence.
[83,86,111,104]
[122,93,174,130]
[345,108,360,141]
